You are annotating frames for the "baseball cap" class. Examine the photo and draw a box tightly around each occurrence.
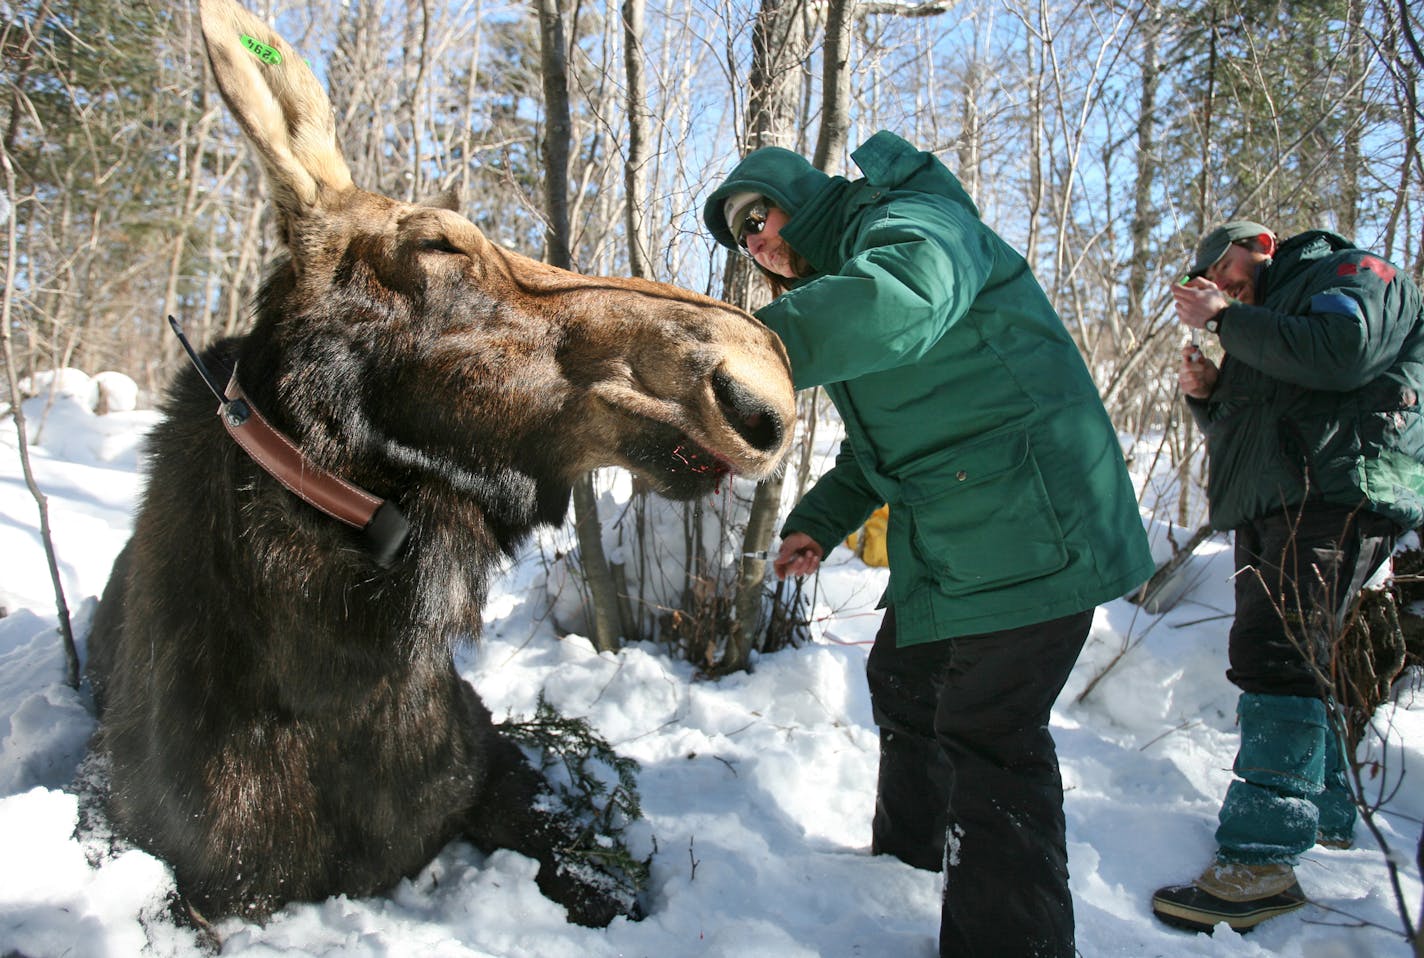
[1188,220,1275,277]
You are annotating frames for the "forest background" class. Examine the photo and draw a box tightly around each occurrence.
[2,0,1423,668]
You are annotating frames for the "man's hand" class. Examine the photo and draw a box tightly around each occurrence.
[1179,345,1219,399]
[1172,276,1230,330]
[773,532,824,580]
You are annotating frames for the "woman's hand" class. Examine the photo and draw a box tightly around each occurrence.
[773,532,824,580]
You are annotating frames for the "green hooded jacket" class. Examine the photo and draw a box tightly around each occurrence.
[1185,230,1424,531]
[704,131,1154,645]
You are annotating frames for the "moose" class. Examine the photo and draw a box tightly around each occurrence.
[85,0,794,929]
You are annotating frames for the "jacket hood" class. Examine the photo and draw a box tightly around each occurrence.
[702,146,833,250]
[1272,229,1356,269]
[1261,229,1357,296]
[702,132,980,253]
[850,131,978,218]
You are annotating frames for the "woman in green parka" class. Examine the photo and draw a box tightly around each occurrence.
[704,131,1153,958]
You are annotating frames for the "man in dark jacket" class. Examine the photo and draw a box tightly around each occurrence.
[704,131,1154,958]
[1152,221,1424,933]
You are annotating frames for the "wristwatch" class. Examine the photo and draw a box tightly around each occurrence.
[1204,310,1224,334]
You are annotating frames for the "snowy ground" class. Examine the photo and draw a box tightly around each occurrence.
[1,372,1420,957]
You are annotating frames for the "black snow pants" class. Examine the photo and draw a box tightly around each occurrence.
[1227,502,1399,698]
[866,605,1091,958]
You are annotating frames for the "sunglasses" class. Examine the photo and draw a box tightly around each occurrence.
[732,201,770,249]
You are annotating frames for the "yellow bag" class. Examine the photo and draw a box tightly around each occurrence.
[845,504,890,568]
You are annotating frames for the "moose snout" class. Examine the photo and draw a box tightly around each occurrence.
[711,367,787,453]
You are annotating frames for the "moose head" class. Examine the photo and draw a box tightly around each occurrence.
[199,0,795,535]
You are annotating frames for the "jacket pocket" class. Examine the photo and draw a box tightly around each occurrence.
[899,427,1068,594]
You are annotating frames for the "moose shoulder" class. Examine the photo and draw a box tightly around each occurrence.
[85,0,794,928]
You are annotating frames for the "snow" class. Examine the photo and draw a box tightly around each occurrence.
[1,368,1419,957]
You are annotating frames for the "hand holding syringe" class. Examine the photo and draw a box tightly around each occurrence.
[1179,276,1203,363]
[1174,276,1220,397]
[743,533,824,579]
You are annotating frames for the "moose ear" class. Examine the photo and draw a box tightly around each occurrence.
[198,0,352,221]
[419,188,461,212]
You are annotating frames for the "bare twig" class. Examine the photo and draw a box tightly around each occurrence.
[0,140,78,688]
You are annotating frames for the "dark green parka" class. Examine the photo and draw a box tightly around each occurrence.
[1186,229,1424,531]
[704,131,1153,645]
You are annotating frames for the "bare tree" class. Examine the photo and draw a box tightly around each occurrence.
[620,0,653,279]
[714,0,813,674]
[1,135,77,689]
[534,0,625,653]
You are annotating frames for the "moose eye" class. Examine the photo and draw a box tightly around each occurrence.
[420,237,464,256]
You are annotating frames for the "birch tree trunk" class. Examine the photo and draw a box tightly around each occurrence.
[722,0,833,673]
[537,0,623,652]
[1178,4,1220,530]
[620,0,652,280]
[1,136,77,688]
[609,0,653,645]
[1338,0,1367,241]
[1127,0,1161,334]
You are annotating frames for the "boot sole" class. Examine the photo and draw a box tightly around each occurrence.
[1151,884,1306,933]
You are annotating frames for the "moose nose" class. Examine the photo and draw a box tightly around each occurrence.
[711,367,786,453]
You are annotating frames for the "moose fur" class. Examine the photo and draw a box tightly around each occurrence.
[85,0,794,928]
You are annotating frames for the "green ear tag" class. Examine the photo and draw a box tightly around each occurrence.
[240,35,282,66]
